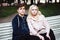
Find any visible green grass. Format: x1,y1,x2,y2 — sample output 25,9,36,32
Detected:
0,4,60,18
0,6,17,18
39,3,60,17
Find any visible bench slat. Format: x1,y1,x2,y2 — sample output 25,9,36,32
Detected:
0,15,60,40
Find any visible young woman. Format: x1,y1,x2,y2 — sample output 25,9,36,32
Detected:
27,5,56,40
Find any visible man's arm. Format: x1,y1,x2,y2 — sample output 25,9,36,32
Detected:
12,16,18,35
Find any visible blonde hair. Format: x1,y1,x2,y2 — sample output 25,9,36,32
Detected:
27,5,42,18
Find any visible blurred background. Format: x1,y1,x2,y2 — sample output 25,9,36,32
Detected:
0,0,60,22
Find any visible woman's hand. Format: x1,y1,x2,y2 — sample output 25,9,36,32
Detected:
39,35,44,40
46,34,51,40
36,34,44,40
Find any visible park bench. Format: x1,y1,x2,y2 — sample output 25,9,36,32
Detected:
0,15,60,40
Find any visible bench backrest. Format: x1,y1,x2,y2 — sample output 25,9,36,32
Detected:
0,15,60,40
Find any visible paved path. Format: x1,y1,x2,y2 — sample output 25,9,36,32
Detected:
0,10,28,23
0,13,17,23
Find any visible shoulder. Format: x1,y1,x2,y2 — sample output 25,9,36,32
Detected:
12,14,18,22
40,15,45,17
24,14,28,19
39,15,46,20
39,15,45,18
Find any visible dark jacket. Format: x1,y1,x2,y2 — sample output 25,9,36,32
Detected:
12,14,30,40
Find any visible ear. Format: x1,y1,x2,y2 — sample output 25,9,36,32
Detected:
17,9,19,12
17,9,18,12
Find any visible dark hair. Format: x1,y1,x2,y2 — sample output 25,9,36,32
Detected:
17,3,26,9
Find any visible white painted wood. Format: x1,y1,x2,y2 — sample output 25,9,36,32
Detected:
0,15,60,40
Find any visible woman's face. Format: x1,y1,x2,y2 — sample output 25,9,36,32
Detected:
30,6,38,16
17,6,25,15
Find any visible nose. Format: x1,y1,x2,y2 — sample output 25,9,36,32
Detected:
22,9,25,11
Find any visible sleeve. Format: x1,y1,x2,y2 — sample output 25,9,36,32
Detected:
42,15,50,34
27,19,37,35
12,16,18,35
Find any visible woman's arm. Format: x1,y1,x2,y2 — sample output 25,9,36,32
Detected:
27,18,44,40
27,19,38,35
12,16,18,35
42,15,51,39
43,16,50,34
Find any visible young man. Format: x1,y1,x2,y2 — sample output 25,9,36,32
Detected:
12,3,30,40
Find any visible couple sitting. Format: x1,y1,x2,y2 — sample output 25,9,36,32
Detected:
12,3,55,40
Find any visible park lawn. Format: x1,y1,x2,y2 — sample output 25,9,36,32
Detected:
39,3,60,17
0,6,17,18
0,3,60,18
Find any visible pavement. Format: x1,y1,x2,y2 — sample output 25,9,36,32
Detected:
0,13,17,23
0,10,28,23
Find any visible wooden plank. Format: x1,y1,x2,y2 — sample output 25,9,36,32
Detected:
0,22,12,27
0,27,12,31
0,15,60,40
46,15,60,20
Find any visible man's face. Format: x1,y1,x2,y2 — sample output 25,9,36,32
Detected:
17,6,25,15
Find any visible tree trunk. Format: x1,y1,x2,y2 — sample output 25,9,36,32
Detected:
38,0,40,4
18,0,20,4
0,3,2,7
55,0,57,3
45,0,48,3
31,0,33,5
48,0,49,3
59,0,60,3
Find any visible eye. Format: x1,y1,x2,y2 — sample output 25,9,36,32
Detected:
23,8,25,9
19,8,22,10
32,9,38,11
35,9,38,10
32,9,34,11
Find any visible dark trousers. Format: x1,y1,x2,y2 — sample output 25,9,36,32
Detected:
12,29,56,40
40,29,56,40
19,35,40,40
49,29,56,40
